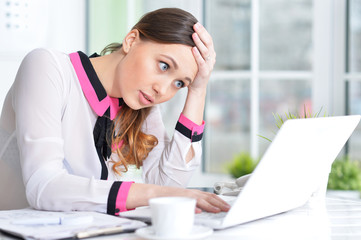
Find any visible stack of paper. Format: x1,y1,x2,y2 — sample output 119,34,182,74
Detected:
0,208,146,239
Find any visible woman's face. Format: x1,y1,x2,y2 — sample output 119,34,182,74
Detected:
113,33,198,110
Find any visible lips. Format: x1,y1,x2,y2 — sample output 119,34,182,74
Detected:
143,93,151,102
139,91,154,105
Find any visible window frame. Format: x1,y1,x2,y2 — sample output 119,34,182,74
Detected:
200,0,349,179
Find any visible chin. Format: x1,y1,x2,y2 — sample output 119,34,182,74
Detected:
122,98,142,110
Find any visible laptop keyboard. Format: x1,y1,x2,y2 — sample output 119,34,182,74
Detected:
196,210,228,219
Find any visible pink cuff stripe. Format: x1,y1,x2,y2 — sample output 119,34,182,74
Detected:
178,113,205,135
115,181,134,214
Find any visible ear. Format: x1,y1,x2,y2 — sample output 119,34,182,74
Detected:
122,29,140,53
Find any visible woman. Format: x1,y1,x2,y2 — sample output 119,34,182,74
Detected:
0,8,230,215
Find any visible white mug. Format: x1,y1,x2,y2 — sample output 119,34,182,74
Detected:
149,197,196,238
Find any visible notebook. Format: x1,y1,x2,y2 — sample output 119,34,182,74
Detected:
120,115,361,229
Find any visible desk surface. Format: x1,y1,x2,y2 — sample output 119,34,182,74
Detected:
97,193,361,240
1,192,361,240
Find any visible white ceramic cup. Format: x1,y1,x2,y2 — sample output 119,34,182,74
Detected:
149,197,196,238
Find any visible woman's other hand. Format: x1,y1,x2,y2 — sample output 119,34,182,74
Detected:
190,22,216,93
180,22,215,127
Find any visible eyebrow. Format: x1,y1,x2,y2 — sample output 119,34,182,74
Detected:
161,54,193,84
161,54,179,70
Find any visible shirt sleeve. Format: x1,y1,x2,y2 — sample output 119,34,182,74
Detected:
107,181,134,215
176,113,205,142
12,49,130,214
141,106,204,187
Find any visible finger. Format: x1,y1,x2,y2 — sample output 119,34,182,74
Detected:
195,207,202,214
196,193,231,213
192,33,209,58
193,23,215,62
205,194,231,212
192,46,206,65
192,46,215,74
197,198,222,213
192,32,216,65
200,193,231,212
193,22,213,48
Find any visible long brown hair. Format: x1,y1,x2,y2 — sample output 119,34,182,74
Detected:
103,8,198,175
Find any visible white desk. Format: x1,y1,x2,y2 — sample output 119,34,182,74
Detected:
1,193,360,240
92,194,361,240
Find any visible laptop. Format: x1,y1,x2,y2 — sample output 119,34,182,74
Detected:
120,115,361,229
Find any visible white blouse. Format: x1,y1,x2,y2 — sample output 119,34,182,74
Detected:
0,48,205,213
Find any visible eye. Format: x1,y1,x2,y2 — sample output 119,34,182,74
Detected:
174,80,185,89
159,62,169,71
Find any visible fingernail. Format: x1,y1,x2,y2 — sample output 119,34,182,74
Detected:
213,207,221,212
194,22,201,30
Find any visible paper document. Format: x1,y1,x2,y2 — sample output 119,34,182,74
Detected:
0,208,146,240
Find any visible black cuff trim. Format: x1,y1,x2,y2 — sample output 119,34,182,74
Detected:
107,181,122,215
175,122,203,142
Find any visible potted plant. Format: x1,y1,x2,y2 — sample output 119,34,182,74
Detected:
327,156,361,198
227,152,258,179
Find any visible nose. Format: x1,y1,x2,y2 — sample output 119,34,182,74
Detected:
153,81,167,96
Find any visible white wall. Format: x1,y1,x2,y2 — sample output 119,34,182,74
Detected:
0,0,86,112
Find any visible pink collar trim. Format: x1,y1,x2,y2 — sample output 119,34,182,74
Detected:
69,52,121,120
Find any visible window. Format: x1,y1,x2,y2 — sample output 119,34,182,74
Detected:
205,0,312,173
346,0,361,160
